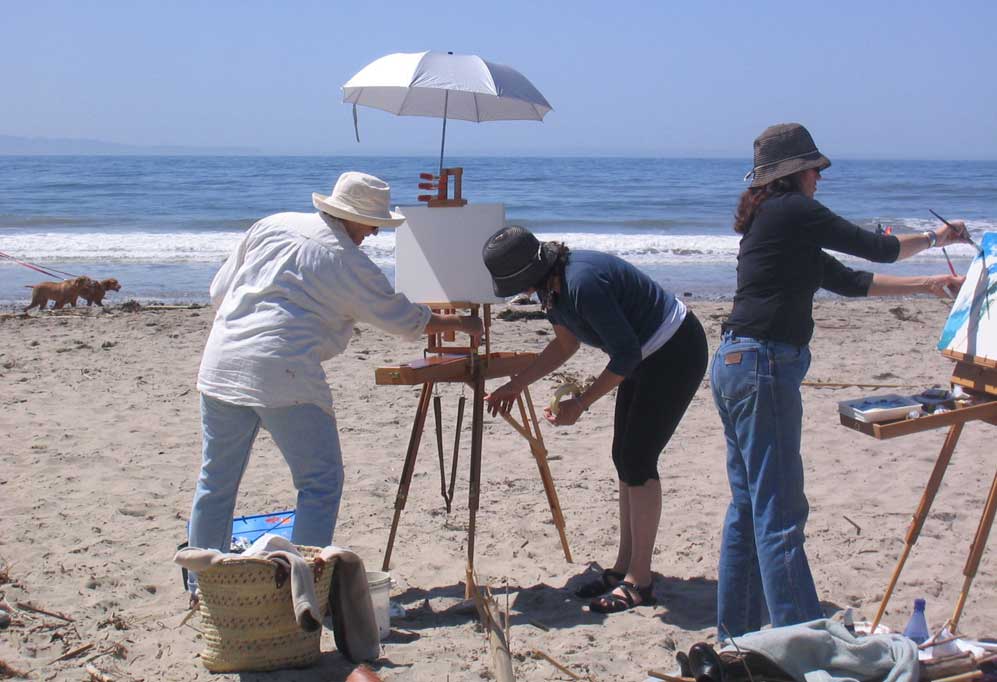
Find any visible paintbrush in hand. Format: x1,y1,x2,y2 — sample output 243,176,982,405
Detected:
929,209,982,255
930,209,989,316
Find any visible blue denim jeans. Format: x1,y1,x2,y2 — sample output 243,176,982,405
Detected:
710,332,823,637
187,395,344,590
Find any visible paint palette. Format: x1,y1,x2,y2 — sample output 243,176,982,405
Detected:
838,394,924,423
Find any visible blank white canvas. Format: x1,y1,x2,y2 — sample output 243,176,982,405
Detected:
394,204,506,304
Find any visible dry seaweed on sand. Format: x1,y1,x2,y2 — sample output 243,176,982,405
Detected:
497,308,547,321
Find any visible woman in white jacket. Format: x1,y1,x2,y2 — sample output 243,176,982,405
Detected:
187,172,480,592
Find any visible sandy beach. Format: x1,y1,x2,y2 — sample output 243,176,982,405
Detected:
1,296,994,681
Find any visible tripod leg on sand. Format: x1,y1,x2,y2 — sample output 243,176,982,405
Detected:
872,422,964,631
466,365,486,598
382,382,434,572
949,465,997,631
521,390,572,563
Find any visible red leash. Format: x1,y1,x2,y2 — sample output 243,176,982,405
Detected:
0,251,80,280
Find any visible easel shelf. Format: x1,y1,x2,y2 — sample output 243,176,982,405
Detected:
839,399,997,439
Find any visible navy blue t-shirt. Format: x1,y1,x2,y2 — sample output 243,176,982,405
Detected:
547,250,676,376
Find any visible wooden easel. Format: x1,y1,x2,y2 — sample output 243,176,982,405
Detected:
418,167,468,207
839,350,997,632
375,303,572,591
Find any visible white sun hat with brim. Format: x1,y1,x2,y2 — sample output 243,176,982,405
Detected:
312,171,406,228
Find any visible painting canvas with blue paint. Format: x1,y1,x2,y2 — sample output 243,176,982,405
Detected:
938,232,997,362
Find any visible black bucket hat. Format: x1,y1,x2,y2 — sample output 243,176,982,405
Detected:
743,123,831,188
482,225,559,297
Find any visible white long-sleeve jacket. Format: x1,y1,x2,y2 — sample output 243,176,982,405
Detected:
197,211,430,413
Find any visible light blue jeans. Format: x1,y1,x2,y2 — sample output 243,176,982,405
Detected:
187,395,344,591
711,332,823,638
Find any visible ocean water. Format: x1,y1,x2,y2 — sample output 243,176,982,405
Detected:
2,155,996,306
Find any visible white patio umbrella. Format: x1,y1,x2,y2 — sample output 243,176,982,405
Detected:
342,51,552,172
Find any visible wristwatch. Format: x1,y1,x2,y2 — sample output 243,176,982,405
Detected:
923,230,938,248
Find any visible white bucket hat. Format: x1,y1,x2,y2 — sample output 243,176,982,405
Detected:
312,172,406,227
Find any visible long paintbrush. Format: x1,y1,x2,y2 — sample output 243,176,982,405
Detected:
929,209,990,316
929,209,983,255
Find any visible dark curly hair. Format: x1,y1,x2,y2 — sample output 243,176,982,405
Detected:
533,242,570,311
733,172,805,234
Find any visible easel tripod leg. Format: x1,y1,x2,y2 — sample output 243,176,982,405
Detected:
949,465,997,631
466,367,485,597
871,422,964,631
383,382,434,572
521,390,573,563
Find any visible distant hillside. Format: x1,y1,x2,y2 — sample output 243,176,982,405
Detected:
0,135,263,155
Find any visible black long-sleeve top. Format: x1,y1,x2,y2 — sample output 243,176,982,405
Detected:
724,192,901,346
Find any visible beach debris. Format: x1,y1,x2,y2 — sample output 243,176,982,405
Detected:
118,300,142,313
85,664,114,682
0,658,29,679
529,650,593,681
497,308,546,321
889,306,922,322
146,304,203,310
648,672,694,682
48,642,94,664
469,573,514,682
921,652,996,681
842,515,862,535
97,614,130,631
14,601,74,622
801,380,919,389
85,641,129,664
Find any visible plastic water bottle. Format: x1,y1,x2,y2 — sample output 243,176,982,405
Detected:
903,598,930,644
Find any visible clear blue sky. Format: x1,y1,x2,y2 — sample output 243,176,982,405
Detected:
3,1,995,159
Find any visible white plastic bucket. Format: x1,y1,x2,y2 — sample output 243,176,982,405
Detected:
366,571,391,640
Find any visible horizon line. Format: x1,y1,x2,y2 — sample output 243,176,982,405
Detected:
4,152,997,163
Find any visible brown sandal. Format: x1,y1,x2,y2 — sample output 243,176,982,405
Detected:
589,580,656,613
575,569,626,599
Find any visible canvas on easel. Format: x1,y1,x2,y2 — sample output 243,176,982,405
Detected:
394,204,505,304
938,232,997,366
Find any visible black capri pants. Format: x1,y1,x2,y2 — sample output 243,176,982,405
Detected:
611,311,708,486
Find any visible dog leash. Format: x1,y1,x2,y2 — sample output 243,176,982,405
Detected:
0,250,80,280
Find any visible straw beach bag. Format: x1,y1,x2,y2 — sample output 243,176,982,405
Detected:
195,545,334,673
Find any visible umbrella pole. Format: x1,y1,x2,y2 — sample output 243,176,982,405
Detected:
439,90,449,177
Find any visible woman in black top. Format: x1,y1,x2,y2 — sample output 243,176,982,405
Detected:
711,123,966,638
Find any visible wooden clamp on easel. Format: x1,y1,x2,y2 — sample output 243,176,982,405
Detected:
839,349,997,632
375,302,572,594
418,167,468,207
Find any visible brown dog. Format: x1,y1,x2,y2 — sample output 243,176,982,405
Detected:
24,276,93,311
80,278,121,307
